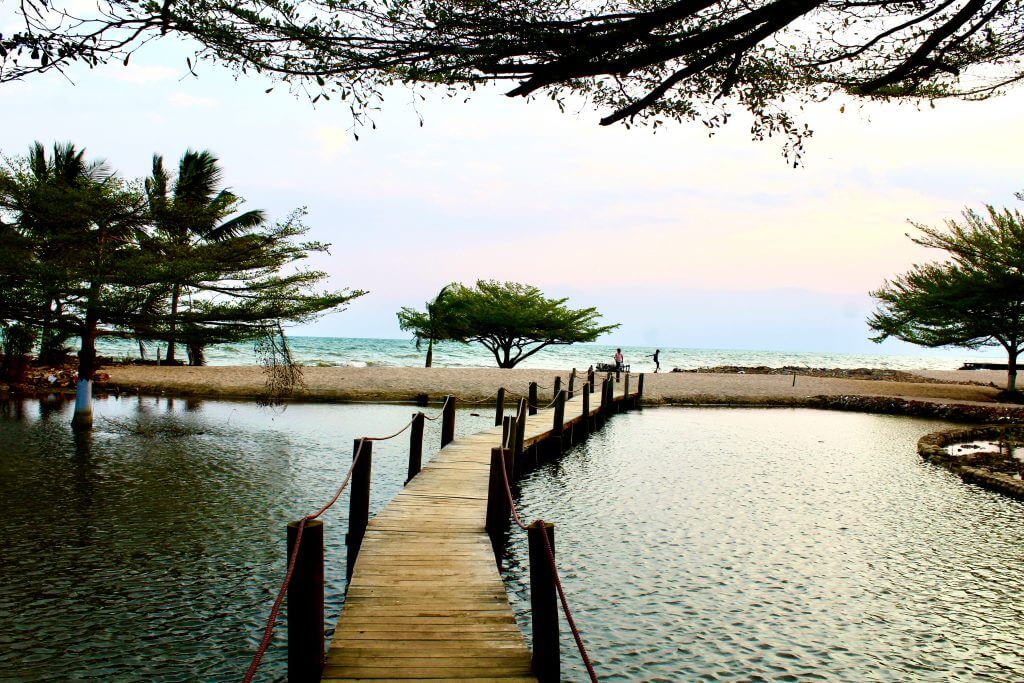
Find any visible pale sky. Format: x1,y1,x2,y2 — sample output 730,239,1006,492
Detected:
2,37,1022,357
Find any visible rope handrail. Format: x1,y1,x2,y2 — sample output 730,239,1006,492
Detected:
495,442,599,682
242,406,441,683
421,394,452,421
242,436,368,683
458,387,505,405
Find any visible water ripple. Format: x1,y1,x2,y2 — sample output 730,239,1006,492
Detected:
500,407,1024,682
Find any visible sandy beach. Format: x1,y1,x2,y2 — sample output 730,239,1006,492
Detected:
98,365,1014,407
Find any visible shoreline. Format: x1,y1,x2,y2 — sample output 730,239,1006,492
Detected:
71,365,1023,421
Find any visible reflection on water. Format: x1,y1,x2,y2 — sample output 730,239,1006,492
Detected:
0,395,493,682
501,408,1024,682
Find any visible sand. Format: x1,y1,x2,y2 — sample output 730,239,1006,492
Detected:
98,365,1015,407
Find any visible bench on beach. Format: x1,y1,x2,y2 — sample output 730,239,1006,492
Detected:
596,362,629,373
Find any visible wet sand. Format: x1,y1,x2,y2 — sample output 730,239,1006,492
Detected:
99,365,1013,407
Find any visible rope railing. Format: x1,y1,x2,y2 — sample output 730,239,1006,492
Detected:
242,403,446,683
242,437,369,683
495,441,599,683
421,394,452,420
243,372,638,682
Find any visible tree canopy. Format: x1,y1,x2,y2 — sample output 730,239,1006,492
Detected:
399,280,618,368
0,141,365,425
868,197,1024,392
2,0,1022,158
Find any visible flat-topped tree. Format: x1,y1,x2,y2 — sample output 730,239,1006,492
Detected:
4,0,1024,160
402,280,618,369
868,197,1024,393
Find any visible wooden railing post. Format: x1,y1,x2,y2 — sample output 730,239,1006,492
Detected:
550,390,565,457
528,521,558,683
441,395,456,448
486,447,510,537
528,382,538,416
623,372,630,412
637,373,645,408
495,387,505,426
514,399,527,480
553,376,561,399
587,365,595,391
346,439,372,580
568,369,576,400
287,518,324,682
502,415,513,450
600,379,610,429
581,383,591,436
406,412,424,484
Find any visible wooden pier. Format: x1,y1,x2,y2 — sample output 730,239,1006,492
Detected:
318,375,641,682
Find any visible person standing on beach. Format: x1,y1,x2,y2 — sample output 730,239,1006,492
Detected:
614,348,624,380
650,349,661,373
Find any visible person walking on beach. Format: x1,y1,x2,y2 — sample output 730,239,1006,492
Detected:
650,349,661,373
614,348,624,380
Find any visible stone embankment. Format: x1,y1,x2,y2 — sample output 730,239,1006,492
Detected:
918,424,1024,501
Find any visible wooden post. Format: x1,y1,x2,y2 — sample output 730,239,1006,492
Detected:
514,399,527,480
553,376,561,399
288,518,325,682
529,382,538,416
441,395,455,448
551,390,565,457
600,379,610,428
581,383,591,435
346,439,372,580
495,387,506,426
486,447,510,537
568,369,576,400
588,365,595,390
623,372,630,411
406,412,424,484
528,521,558,683
637,373,645,406
502,415,513,451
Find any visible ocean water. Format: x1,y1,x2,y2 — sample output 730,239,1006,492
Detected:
92,336,999,372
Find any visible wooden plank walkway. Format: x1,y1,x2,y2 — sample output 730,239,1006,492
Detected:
322,381,635,682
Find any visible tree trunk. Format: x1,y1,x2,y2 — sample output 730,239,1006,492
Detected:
1008,348,1018,393
187,343,206,366
166,284,180,363
425,338,433,368
72,312,98,431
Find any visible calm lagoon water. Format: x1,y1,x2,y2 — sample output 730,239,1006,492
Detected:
0,396,494,682
501,408,1024,682
2,399,1023,681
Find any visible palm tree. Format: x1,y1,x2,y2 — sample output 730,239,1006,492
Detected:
22,142,112,363
146,150,265,364
398,284,456,368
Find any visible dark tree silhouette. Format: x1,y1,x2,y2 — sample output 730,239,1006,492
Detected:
869,197,1024,393
3,0,1022,158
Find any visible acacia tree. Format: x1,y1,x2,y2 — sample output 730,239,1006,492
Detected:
868,198,1024,393
401,280,619,368
3,0,1023,159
